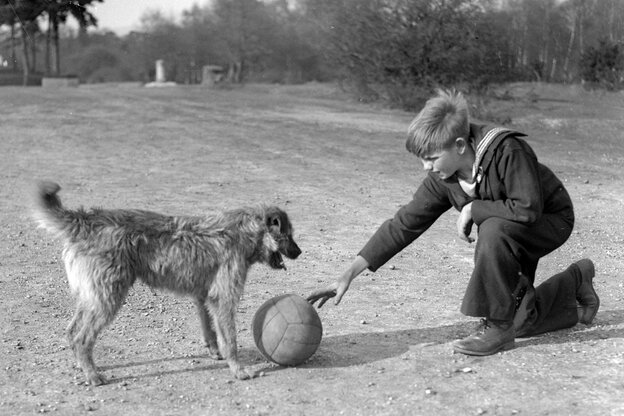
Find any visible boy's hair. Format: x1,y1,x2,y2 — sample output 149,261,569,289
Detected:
406,89,470,157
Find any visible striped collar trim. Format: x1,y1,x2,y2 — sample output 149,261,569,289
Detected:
471,127,511,181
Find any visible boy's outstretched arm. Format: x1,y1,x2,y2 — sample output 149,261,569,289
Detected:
307,255,370,308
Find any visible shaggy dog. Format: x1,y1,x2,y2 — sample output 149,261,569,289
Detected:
33,181,301,385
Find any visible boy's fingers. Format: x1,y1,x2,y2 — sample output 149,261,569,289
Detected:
458,232,474,243
310,288,338,308
306,293,319,303
334,291,344,305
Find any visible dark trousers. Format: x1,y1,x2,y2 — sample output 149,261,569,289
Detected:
460,208,577,335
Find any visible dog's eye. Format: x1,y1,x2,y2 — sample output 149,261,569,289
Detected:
271,216,281,229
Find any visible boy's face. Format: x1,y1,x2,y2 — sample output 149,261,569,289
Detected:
420,138,473,181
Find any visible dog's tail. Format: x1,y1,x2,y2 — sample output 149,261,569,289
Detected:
32,181,72,238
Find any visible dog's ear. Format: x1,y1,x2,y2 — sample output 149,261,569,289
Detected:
267,213,281,231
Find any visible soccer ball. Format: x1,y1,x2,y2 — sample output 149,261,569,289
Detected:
252,293,323,366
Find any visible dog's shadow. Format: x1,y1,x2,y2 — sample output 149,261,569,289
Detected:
100,309,624,383
99,354,230,384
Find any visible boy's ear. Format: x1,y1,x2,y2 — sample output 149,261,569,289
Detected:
455,137,469,154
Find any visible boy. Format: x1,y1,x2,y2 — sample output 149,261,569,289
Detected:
307,89,599,356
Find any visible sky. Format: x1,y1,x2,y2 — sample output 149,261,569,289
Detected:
88,0,207,34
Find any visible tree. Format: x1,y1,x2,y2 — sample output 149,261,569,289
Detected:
579,38,624,90
0,0,101,80
301,0,399,99
44,0,102,75
138,9,190,82
0,0,46,84
263,1,325,83
181,4,219,73
0,0,19,70
301,0,494,107
210,0,279,83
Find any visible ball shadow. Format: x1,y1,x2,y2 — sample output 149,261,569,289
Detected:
266,321,470,371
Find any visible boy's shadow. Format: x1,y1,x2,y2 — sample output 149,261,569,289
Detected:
273,308,624,370
516,309,624,348
99,309,624,383
305,322,465,369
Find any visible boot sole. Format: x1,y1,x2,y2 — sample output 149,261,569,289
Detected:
453,340,515,356
579,292,600,325
576,259,600,325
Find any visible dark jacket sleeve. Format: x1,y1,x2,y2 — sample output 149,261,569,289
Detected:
472,138,544,225
358,174,453,271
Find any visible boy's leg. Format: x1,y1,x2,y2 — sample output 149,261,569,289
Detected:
454,214,573,355
515,258,599,337
460,216,573,320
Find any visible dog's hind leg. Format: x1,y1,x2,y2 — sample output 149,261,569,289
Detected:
207,297,255,380
66,307,84,352
71,305,111,386
193,295,221,359
70,283,131,386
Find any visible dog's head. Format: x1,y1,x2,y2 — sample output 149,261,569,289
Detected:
263,206,301,270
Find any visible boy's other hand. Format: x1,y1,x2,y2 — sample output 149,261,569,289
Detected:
457,202,475,243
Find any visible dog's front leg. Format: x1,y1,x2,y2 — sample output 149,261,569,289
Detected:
207,298,256,380
193,296,221,359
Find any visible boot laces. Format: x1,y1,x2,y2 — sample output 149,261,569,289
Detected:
475,318,491,334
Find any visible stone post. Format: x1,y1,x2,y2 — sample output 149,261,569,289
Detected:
155,59,166,83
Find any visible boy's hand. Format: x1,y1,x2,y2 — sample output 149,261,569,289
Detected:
457,202,474,243
307,255,367,308
307,274,352,308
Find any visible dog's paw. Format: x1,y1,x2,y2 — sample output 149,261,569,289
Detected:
234,368,256,380
208,349,223,361
86,372,106,386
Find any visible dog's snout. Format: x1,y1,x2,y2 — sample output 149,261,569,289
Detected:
286,241,302,259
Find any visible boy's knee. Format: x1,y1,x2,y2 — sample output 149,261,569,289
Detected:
478,217,509,238
476,218,518,251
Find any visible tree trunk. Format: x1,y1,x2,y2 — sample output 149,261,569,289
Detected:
18,41,30,86
227,61,242,83
562,11,577,82
46,14,52,75
608,0,615,41
549,57,557,81
30,29,37,73
54,18,61,75
20,26,31,73
11,23,18,71
577,1,586,55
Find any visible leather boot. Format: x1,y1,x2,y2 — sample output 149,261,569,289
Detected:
453,319,515,356
575,259,599,325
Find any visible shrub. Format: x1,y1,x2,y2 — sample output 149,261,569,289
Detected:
579,39,624,91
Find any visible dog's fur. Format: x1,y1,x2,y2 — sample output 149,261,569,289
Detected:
33,181,301,385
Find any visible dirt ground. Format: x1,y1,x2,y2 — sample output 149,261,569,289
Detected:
1,82,623,416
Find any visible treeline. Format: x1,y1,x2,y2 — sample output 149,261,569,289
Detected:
59,0,326,85
0,0,101,78
2,0,624,106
